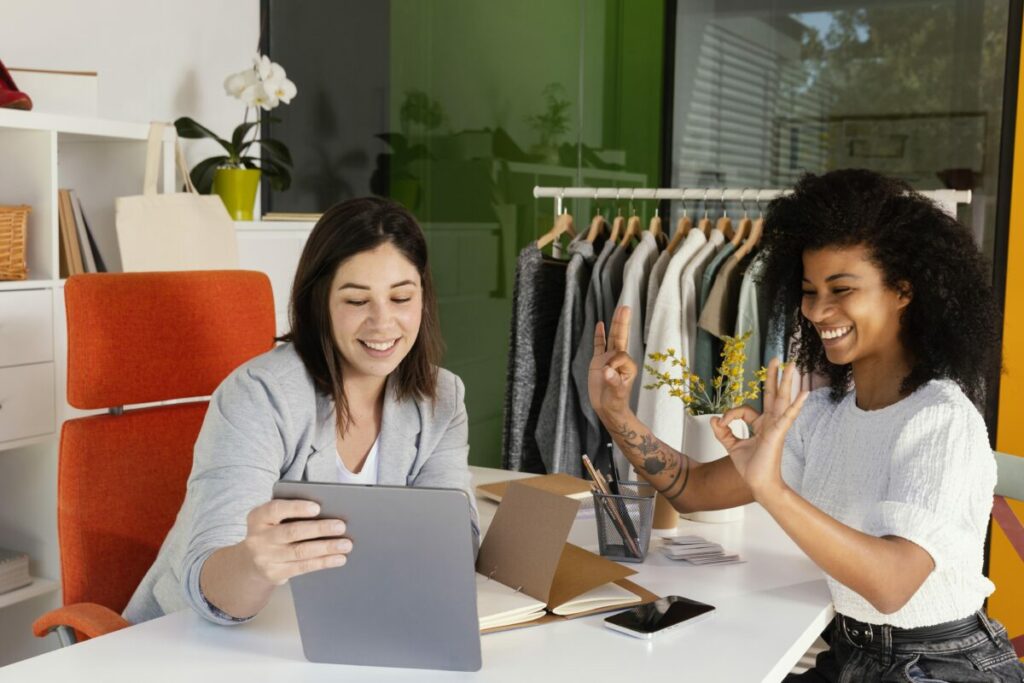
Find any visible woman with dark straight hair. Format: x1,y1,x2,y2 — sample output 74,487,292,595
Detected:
124,197,478,625
590,170,1024,681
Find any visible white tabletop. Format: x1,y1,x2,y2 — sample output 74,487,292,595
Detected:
0,467,834,682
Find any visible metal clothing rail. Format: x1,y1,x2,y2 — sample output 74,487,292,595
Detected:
533,186,973,219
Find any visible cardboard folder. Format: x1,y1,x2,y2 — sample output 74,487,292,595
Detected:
476,472,593,504
475,482,658,633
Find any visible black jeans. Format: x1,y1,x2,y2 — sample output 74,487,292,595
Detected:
784,611,1024,682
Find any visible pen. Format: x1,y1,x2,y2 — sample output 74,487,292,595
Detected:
582,454,642,558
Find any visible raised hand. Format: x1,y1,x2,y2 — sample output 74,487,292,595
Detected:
588,306,636,420
709,357,808,498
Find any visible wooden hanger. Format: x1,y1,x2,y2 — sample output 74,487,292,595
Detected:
733,191,764,261
537,210,575,251
586,212,607,243
648,209,666,249
619,214,641,247
730,189,752,247
714,190,734,241
648,211,663,239
667,213,692,254
609,213,624,244
695,189,713,236
697,214,713,237
716,215,734,241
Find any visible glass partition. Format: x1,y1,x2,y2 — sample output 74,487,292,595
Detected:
669,1,1010,261
265,0,667,467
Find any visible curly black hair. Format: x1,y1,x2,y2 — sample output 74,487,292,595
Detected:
758,169,1000,406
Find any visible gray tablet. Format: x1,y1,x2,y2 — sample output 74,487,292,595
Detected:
272,481,481,672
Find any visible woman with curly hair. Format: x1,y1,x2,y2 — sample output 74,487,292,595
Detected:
589,169,1023,681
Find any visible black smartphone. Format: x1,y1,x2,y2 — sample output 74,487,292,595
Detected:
604,595,715,639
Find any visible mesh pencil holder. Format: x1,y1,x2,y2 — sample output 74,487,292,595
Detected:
0,205,29,281
592,481,655,563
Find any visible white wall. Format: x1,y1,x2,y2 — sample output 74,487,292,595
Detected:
0,0,259,169
0,0,258,666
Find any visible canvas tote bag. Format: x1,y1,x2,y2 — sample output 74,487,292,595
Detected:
115,122,239,271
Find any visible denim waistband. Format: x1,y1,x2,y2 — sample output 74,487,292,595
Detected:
835,611,1001,652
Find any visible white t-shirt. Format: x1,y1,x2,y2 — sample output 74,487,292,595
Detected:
334,435,381,485
781,379,996,628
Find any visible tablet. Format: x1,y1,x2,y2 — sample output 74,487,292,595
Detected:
272,480,481,672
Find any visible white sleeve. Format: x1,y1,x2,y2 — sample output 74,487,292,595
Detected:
861,401,995,571
780,388,831,495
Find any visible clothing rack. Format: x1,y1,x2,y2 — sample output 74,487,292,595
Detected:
533,186,973,220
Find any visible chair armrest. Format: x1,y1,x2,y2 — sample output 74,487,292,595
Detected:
33,602,130,643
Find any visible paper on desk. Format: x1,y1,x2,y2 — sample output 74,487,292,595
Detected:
476,573,547,630
680,554,745,566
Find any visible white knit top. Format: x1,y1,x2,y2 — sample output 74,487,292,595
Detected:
781,379,996,628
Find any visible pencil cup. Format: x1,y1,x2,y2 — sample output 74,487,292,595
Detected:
592,482,655,563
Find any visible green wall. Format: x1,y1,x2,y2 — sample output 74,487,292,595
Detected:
386,0,666,468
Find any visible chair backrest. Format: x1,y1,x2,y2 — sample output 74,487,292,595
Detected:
995,451,1024,502
58,271,275,612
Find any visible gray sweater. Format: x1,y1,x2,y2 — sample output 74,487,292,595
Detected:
122,343,479,625
535,238,596,476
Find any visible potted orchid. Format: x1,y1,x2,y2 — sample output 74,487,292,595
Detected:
644,333,774,523
174,55,297,220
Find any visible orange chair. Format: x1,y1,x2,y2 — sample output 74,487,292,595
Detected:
32,271,276,645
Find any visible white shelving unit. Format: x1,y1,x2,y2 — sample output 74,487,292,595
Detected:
0,110,174,662
0,578,59,611
235,219,316,336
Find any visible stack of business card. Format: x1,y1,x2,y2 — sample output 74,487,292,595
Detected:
659,535,744,566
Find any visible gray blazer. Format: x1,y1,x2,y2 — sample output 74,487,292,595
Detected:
122,343,480,625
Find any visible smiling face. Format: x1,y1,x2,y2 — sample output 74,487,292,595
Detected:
328,242,423,382
800,244,911,368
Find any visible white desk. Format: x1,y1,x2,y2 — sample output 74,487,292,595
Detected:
0,467,834,682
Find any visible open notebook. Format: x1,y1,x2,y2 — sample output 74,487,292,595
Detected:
477,571,642,630
476,472,592,504
474,482,655,633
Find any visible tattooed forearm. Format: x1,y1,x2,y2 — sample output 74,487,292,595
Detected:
611,422,680,477
664,457,691,502
604,418,695,508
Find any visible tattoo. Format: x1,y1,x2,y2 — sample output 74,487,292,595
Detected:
665,456,692,503
654,459,684,495
611,422,680,480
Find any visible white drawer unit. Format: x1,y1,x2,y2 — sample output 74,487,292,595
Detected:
0,362,56,444
0,289,54,368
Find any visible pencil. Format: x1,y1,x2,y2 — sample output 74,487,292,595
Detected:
582,455,642,558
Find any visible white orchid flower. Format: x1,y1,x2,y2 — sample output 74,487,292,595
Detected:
223,69,257,99
264,62,287,87
241,82,280,111
252,54,273,81
268,77,297,104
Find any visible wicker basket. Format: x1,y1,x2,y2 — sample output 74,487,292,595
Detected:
0,204,30,281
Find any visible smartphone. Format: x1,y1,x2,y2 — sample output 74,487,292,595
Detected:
604,595,715,639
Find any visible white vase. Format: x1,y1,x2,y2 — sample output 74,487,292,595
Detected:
680,412,748,523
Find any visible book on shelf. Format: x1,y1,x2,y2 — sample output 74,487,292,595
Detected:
57,188,84,276
57,189,106,275
261,212,323,222
70,189,96,273
474,482,656,632
0,548,32,595
476,472,593,504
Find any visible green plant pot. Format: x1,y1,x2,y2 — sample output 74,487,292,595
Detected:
213,168,261,220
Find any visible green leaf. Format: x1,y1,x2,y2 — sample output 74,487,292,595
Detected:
174,117,233,155
231,121,260,154
257,138,293,167
189,156,229,194
251,157,291,191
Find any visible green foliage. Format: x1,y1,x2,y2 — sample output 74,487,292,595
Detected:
174,116,293,194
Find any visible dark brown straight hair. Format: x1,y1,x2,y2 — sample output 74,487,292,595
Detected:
278,197,444,429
